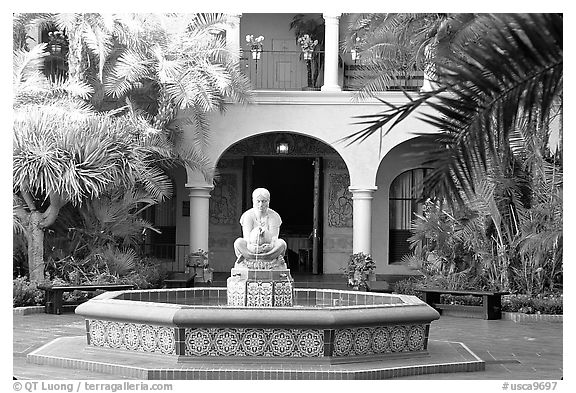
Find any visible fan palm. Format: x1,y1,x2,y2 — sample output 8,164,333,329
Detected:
103,13,253,179
344,13,562,205
343,13,495,98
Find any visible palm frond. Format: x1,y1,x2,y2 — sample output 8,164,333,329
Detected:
346,13,562,202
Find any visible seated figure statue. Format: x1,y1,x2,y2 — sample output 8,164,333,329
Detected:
233,188,287,269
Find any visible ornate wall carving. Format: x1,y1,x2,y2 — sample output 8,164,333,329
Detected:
328,173,353,227
209,173,239,225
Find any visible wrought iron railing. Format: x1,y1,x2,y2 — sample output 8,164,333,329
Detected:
240,50,424,91
342,65,424,92
138,243,189,272
240,50,319,90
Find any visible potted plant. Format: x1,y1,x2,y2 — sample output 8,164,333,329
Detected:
289,14,324,89
342,252,376,290
185,249,213,283
47,30,68,55
246,34,264,60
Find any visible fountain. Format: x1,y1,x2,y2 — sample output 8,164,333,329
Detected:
27,189,484,379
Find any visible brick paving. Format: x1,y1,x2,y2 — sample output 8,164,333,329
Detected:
13,310,562,380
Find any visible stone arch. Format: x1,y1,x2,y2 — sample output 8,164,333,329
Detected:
208,130,354,275
371,135,438,271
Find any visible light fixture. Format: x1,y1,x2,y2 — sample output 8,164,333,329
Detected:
276,141,289,154
351,49,360,62
274,134,292,155
351,36,361,63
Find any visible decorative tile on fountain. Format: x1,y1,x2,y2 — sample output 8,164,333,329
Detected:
332,325,428,356
87,320,176,355
227,268,295,307
184,328,324,357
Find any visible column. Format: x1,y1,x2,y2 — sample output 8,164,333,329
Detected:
321,13,342,92
349,186,377,254
225,14,242,55
186,183,214,253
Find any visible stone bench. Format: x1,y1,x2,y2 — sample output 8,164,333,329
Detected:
164,272,196,288
366,281,393,293
417,287,509,320
37,284,134,315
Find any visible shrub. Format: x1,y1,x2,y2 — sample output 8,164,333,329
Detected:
393,276,425,297
502,292,563,315
13,276,44,307
120,257,168,289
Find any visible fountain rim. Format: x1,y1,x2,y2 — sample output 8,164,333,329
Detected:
75,287,440,328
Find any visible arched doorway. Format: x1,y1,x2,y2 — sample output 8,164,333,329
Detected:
209,132,351,275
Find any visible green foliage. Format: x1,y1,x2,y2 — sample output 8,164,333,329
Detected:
391,276,425,297
392,277,562,315
121,257,169,289
13,277,44,307
185,249,210,269
341,252,376,290
13,13,253,282
45,250,168,290
502,292,563,315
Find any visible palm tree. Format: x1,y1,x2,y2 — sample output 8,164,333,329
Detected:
343,13,504,97
13,43,174,282
345,13,562,292
14,13,254,281
103,13,253,179
344,13,562,203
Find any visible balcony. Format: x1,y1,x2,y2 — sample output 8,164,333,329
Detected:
240,50,424,92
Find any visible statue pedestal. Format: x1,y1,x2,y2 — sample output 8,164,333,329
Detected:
227,268,294,307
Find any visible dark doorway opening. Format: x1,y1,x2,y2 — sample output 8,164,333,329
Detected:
249,157,315,273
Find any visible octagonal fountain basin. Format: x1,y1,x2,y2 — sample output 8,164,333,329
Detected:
75,287,440,364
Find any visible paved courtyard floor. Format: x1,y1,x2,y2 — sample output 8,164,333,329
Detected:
13,311,563,381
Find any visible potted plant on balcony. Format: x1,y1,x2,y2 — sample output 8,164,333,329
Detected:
342,252,376,290
246,34,264,60
185,249,213,283
289,14,324,89
47,30,68,55
297,34,319,88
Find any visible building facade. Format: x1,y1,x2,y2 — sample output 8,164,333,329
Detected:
149,13,439,275
33,13,440,276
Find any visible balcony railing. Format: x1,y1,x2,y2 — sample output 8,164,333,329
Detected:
240,50,424,92
343,65,424,92
240,50,317,91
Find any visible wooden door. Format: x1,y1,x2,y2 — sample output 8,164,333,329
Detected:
271,39,299,90
312,157,323,274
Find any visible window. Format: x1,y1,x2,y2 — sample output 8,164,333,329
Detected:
389,168,429,263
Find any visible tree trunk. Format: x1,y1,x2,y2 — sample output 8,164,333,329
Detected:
66,16,85,85
27,211,45,283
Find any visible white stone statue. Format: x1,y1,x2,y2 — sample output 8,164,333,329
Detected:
233,188,287,269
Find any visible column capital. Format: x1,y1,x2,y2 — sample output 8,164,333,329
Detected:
226,13,242,22
348,186,378,199
322,13,342,21
186,183,214,198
